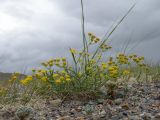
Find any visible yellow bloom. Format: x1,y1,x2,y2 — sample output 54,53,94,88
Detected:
61,70,67,75
34,73,42,79
62,61,67,66
20,76,32,86
123,70,130,75
41,76,48,82
56,58,61,62
20,79,28,85
101,62,107,69
26,76,33,81
12,76,17,81
88,32,93,36
53,74,59,78
62,58,66,62
70,48,77,54
66,78,71,82
78,72,82,77
55,79,61,85
65,74,70,79
107,61,113,65
60,76,65,80
49,62,53,67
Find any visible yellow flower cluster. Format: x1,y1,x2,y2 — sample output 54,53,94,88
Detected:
100,44,112,51
108,65,119,78
20,76,33,85
129,54,146,67
52,72,71,85
88,32,100,43
117,53,129,64
101,62,107,69
123,70,130,75
9,72,20,83
41,57,67,67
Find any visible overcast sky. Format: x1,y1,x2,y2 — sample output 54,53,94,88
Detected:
0,0,160,73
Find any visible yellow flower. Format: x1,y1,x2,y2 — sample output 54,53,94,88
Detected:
12,76,17,81
20,76,32,86
97,54,102,59
65,74,70,79
34,73,42,79
101,62,107,69
70,48,77,54
56,58,61,62
78,72,82,77
90,59,96,65
88,32,93,36
62,61,67,66
61,70,67,75
41,76,48,82
94,38,100,43
60,76,65,80
123,70,130,75
107,61,113,65
66,78,71,82
20,79,28,85
55,79,61,85
62,58,66,62
53,74,59,78
49,62,53,67
26,76,33,81
41,70,47,74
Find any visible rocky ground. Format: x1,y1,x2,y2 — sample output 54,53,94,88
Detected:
0,81,160,120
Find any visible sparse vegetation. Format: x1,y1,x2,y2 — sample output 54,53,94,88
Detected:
0,1,159,120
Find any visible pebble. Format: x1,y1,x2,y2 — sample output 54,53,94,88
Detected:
114,98,123,105
50,99,62,107
121,104,129,110
154,113,160,120
99,110,106,118
140,112,153,120
57,115,72,120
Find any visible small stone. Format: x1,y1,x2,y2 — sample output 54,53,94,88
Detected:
70,108,76,115
121,104,129,110
50,99,62,107
116,90,125,98
154,113,160,120
57,115,72,120
114,98,123,105
99,85,108,95
97,99,104,104
100,110,106,118
129,115,140,120
76,106,82,112
92,113,101,120
122,111,128,116
140,112,152,120
75,117,85,120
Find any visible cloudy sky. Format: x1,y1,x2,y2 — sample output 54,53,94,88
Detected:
0,0,160,73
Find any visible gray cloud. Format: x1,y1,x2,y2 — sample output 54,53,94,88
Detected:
0,0,160,73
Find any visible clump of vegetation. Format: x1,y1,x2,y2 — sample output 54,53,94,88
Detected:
0,1,159,105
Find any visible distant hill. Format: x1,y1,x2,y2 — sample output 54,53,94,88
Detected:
0,72,26,81
0,72,12,81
